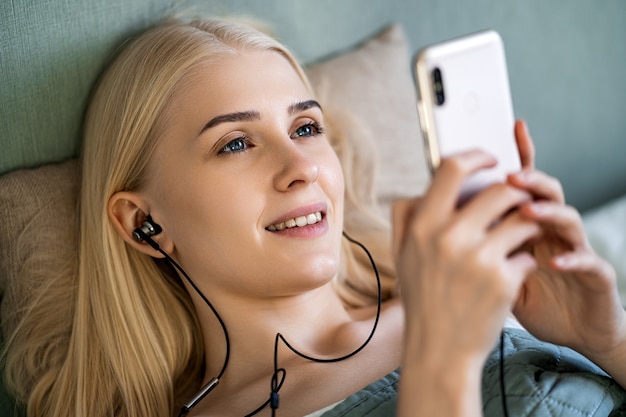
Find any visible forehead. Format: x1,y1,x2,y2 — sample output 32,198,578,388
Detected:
172,49,311,112
150,48,315,171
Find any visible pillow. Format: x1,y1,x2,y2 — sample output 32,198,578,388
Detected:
306,24,429,213
0,23,428,334
582,194,626,305
0,159,79,337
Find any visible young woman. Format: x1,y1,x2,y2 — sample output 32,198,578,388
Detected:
5,18,626,417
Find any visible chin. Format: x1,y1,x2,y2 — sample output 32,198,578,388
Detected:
294,256,341,289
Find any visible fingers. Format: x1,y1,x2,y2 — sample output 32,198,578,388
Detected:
520,201,588,250
551,251,616,282
504,250,538,295
515,120,535,169
391,197,420,260
508,168,565,204
421,150,497,224
516,187,617,292
393,150,539,260
488,209,543,258
459,183,533,232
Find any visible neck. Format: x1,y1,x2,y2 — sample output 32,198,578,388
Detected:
181,271,402,417
192,282,355,386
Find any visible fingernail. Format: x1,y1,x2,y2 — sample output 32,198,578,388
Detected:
512,170,530,184
530,203,547,215
554,256,571,268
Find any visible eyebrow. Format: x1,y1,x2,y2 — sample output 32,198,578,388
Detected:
199,110,261,134
198,100,323,135
287,99,323,116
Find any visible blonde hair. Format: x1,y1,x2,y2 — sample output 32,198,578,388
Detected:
4,18,395,417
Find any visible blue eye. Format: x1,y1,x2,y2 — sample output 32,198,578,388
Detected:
219,137,248,154
291,122,324,139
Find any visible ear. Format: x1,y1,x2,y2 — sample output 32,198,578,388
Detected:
108,191,174,258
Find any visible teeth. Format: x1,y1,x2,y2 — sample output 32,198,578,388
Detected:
267,211,323,231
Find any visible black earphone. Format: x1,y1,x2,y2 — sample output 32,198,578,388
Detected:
132,215,162,245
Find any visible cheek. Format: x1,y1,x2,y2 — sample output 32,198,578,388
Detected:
147,164,258,253
176,180,262,236
323,148,346,203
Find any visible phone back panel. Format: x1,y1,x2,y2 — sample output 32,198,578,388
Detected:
415,31,521,200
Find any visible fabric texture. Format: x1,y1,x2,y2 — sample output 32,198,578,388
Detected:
0,159,79,338
0,159,79,416
482,329,626,417
0,0,174,175
320,369,399,416
319,329,626,417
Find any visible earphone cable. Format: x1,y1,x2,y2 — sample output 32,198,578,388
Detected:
141,228,380,417
244,231,382,416
160,251,231,380
499,330,509,417
276,232,382,362
151,247,231,417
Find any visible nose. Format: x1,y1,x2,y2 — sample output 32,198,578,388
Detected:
272,142,320,191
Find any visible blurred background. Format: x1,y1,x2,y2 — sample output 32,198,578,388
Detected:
2,0,625,211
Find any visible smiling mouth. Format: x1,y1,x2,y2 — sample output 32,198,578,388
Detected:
266,212,323,231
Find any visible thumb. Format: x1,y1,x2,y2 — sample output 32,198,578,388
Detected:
391,197,422,261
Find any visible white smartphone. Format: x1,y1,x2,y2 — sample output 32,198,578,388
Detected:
414,30,521,203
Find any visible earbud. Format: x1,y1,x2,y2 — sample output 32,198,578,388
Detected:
132,215,162,243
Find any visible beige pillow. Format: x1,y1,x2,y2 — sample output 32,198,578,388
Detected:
0,23,430,332
0,159,79,336
306,23,429,212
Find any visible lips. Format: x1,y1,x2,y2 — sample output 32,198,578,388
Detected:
266,211,323,232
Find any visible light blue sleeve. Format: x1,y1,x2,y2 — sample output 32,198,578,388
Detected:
483,328,626,417
322,328,626,417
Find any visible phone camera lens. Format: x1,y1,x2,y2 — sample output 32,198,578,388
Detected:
432,67,445,105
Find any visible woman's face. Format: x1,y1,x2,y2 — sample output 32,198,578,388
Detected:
143,49,345,299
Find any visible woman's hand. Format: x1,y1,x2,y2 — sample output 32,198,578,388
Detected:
392,149,541,363
393,148,543,417
508,122,626,380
